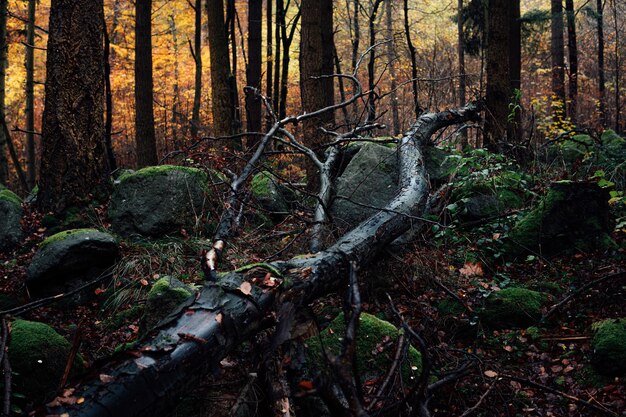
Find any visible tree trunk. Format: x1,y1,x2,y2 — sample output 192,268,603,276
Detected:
226,0,241,135
25,0,36,188
508,0,521,143
366,0,383,123
385,0,400,136
611,0,620,133
457,0,467,149
551,0,566,114
103,12,117,172
49,103,481,417
170,15,181,147
484,0,510,151
299,0,335,191
191,0,202,138
278,3,300,120
246,0,262,143
265,0,273,129
135,0,158,167
404,0,421,119
37,0,109,214
565,0,578,123
597,0,606,128
273,0,282,114
207,0,236,137
0,0,8,185
350,0,360,126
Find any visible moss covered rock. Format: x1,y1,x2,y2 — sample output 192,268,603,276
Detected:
306,312,421,382
8,320,84,402
504,182,612,258
480,288,548,328
591,318,626,376
27,229,119,297
140,276,194,334
109,165,211,237
0,188,22,252
251,171,289,218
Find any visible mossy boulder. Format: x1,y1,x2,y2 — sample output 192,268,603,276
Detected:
331,143,399,229
250,171,289,218
140,276,194,334
27,229,119,297
108,165,211,238
591,318,626,376
480,288,548,328
306,312,421,382
504,182,612,258
0,188,22,252
8,320,84,402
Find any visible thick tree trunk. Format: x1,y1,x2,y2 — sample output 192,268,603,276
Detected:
551,0,566,112
0,0,8,185
565,0,578,123
191,0,202,137
597,0,606,127
103,12,117,172
246,0,262,141
49,103,481,417
299,0,335,191
207,0,236,137
37,0,109,214
135,0,158,167
25,0,36,188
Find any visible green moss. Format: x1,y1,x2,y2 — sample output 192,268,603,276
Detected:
481,288,548,328
251,171,273,197
148,277,193,300
118,165,208,185
8,320,84,401
102,305,145,330
234,262,283,277
39,228,101,249
591,318,626,376
306,313,421,381
0,188,21,206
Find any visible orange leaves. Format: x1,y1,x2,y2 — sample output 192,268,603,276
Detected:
459,262,484,277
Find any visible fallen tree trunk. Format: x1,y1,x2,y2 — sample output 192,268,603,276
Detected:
51,103,480,417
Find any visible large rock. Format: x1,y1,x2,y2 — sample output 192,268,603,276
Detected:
480,288,548,328
250,171,289,218
108,165,210,237
331,143,399,229
591,318,626,376
27,229,118,296
0,188,23,252
8,320,84,402
504,181,613,258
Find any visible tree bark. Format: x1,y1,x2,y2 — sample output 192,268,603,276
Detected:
49,103,481,417
135,0,158,167
37,0,109,214
508,0,521,143
299,0,335,191
191,0,202,138
366,0,383,123
457,0,467,149
0,0,8,185
266,0,273,128
207,0,236,137
385,0,400,136
278,3,300,120
551,0,566,113
403,0,421,119
170,14,181,148
565,0,578,123
484,0,511,151
611,0,620,133
246,0,262,143
597,0,606,127
103,12,117,172
25,0,36,188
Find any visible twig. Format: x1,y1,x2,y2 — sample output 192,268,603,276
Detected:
367,334,406,411
459,381,496,417
58,318,86,391
1,118,28,191
432,278,474,314
543,270,626,320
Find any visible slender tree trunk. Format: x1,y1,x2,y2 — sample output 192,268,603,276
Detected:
597,0,606,127
103,12,117,172
611,0,620,133
135,0,158,167
484,0,510,151
25,0,36,188
170,15,180,147
0,0,8,185
191,0,202,137
207,0,235,137
333,44,350,124
508,0,521,143
266,0,273,127
404,0,421,118
226,0,241,135
273,0,282,113
457,0,467,148
385,0,400,135
38,0,109,213
350,0,360,125
246,0,262,148
565,0,578,123
278,5,300,120
366,0,382,123
551,0,566,115
300,0,334,191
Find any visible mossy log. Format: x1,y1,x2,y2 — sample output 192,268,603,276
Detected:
50,104,481,417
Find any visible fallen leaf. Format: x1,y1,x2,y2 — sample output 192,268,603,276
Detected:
240,281,252,295
77,397,85,404
298,380,314,390
215,312,223,323
99,374,115,383
460,262,484,277
484,370,498,378
140,279,149,286
503,345,513,352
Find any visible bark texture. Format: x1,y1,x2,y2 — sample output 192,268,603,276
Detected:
191,0,202,137
551,0,566,107
49,103,481,417
25,0,36,188
37,0,109,214
565,0,578,122
246,0,262,141
0,0,8,185
135,0,158,167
